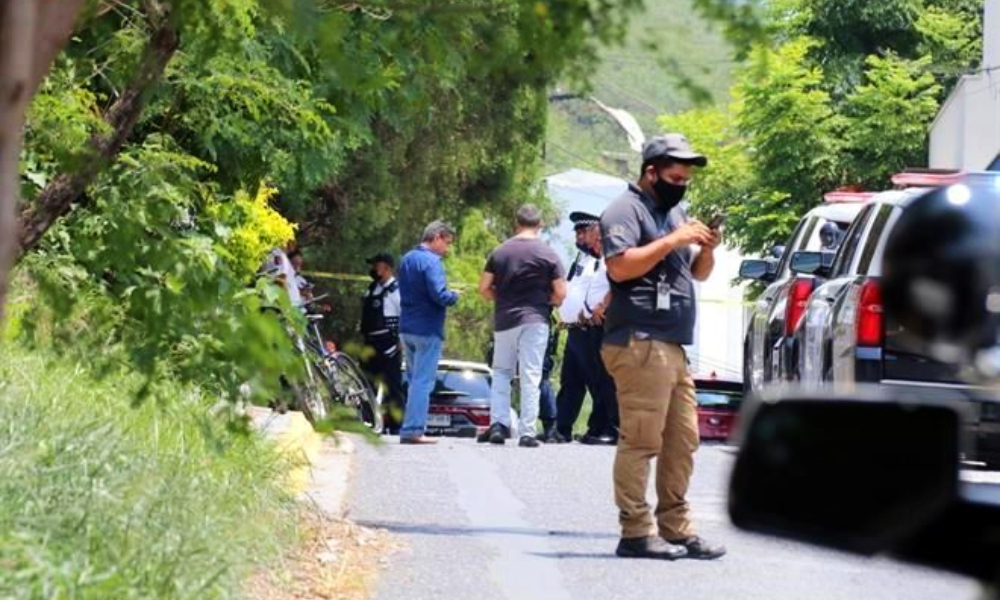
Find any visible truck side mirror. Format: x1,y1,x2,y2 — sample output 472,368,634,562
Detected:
739,259,778,283
730,389,963,555
789,251,836,278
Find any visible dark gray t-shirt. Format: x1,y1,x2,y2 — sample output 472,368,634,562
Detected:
484,237,565,332
600,184,697,346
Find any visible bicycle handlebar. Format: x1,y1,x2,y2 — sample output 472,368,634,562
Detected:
301,293,329,307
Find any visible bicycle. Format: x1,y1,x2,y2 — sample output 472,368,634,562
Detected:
300,298,383,434
280,311,334,426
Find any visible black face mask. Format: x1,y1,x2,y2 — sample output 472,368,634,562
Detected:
369,269,380,281
652,177,687,210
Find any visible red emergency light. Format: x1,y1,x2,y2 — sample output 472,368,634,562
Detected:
891,170,965,188
823,191,875,204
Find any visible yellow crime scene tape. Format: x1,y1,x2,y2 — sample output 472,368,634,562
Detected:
304,270,754,307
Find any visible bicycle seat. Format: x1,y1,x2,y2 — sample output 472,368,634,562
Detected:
306,314,325,322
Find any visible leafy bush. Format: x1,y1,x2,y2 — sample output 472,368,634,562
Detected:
208,183,297,281
22,137,300,403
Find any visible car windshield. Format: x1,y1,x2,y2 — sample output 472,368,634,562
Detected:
433,368,492,398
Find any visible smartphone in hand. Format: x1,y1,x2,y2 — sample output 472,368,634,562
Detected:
708,213,727,230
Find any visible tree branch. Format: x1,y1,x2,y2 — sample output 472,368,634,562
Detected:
17,0,179,254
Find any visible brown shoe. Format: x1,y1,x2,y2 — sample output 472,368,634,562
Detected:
400,435,437,445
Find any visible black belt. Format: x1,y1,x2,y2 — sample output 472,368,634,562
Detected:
560,323,592,331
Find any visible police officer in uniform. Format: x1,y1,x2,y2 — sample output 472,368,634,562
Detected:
554,211,619,445
361,252,404,433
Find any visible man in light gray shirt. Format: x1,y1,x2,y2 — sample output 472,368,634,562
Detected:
478,205,567,447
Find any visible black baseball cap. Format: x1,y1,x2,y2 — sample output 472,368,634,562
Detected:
569,211,600,230
366,251,395,267
642,133,707,167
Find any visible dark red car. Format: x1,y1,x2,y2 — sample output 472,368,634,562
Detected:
694,374,744,442
424,360,494,438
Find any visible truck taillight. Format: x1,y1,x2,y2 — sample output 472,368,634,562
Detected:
784,278,814,336
856,280,883,347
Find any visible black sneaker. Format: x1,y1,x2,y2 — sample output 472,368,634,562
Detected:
488,423,509,445
579,432,617,446
665,536,727,560
616,536,687,560
518,435,540,448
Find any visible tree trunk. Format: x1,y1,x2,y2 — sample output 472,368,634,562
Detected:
0,0,88,326
0,1,39,327
18,0,179,254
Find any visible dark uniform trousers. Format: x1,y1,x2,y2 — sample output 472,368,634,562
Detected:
363,334,404,431
538,326,559,428
556,326,619,439
361,279,403,431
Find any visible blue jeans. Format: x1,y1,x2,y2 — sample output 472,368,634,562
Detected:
400,333,443,439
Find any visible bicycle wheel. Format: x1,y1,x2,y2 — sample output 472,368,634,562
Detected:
294,358,330,425
331,353,383,434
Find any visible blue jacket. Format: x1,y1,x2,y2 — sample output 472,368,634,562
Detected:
398,245,459,339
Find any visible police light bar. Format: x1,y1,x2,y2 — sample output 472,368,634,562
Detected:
823,191,874,204
891,170,965,188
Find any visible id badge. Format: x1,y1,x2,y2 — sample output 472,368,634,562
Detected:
656,282,671,312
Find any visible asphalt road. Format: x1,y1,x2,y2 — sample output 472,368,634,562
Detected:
346,438,982,600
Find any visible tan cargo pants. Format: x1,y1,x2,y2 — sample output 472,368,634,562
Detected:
601,338,699,539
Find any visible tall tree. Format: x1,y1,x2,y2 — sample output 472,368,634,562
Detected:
0,0,88,326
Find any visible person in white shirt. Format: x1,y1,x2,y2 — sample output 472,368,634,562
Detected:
360,252,403,432
554,212,619,445
262,242,303,308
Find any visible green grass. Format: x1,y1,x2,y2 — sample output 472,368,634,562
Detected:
0,347,298,600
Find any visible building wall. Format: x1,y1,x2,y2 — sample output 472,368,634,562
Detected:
691,246,747,380
987,0,1000,68
929,0,1000,170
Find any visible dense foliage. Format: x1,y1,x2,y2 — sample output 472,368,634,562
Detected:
15,0,646,395
660,0,983,255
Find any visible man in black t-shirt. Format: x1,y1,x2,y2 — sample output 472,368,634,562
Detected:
600,134,726,561
478,205,567,447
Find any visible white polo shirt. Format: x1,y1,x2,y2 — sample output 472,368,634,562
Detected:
558,254,610,324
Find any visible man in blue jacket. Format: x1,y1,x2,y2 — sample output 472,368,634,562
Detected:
397,220,461,444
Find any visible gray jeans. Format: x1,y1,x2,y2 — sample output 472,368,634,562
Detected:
489,322,549,437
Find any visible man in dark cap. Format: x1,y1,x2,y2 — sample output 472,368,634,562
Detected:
600,133,725,560
361,251,404,433
553,211,619,445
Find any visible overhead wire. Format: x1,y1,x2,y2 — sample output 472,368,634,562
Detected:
545,140,626,180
